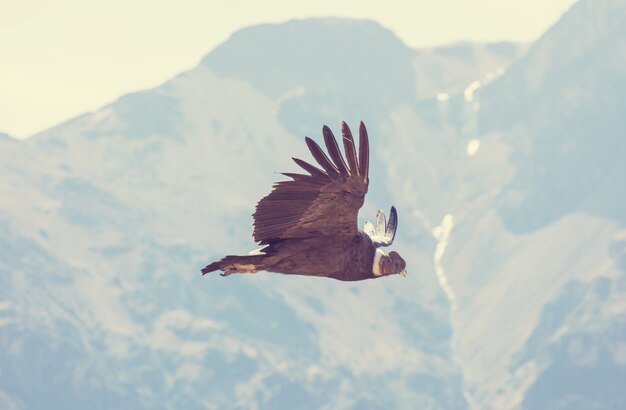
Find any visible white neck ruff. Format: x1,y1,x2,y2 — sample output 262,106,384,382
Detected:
372,249,385,276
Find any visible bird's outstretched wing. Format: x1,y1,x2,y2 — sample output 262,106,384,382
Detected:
253,122,369,245
364,206,398,247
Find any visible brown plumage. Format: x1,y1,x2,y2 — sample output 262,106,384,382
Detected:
202,122,407,281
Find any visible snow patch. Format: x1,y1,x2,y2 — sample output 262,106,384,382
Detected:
464,81,481,102
466,139,481,156
433,214,458,312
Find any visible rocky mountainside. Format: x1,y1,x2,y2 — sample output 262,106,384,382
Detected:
1,2,625,409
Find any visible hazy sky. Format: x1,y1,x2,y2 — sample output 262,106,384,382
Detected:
1,0,576,138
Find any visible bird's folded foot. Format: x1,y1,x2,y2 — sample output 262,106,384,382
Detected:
220,263,259,277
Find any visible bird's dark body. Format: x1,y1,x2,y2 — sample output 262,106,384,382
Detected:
224,231,377,281
201,122,407,280
267,231,376,281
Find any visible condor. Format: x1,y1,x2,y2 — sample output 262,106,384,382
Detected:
202,122,407,281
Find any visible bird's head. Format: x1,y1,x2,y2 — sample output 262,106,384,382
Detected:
374,250,407,277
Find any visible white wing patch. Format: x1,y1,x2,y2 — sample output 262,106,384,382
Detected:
364,207,398,247
247,247,267,255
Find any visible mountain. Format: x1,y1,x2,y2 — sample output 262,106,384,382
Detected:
2,3,626,409
481,0,626,233
450,0,626,407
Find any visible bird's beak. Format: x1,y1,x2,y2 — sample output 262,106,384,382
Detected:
399,269,407,277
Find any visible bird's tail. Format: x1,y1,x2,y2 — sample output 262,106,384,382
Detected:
201,254,266,276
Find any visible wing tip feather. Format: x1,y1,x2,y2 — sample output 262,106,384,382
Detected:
358,121,369,179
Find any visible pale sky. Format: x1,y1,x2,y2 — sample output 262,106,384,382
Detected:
1,0,576,139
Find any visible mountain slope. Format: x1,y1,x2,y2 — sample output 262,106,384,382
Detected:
441,0,626,407
480,0,626,233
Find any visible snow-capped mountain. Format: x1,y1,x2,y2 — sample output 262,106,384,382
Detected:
1,2,625,409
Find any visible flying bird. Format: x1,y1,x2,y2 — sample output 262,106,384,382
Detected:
202,122,407,281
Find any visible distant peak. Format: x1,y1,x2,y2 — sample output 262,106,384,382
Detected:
212,17,395,41
201,17,407,69
199,17,415,101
